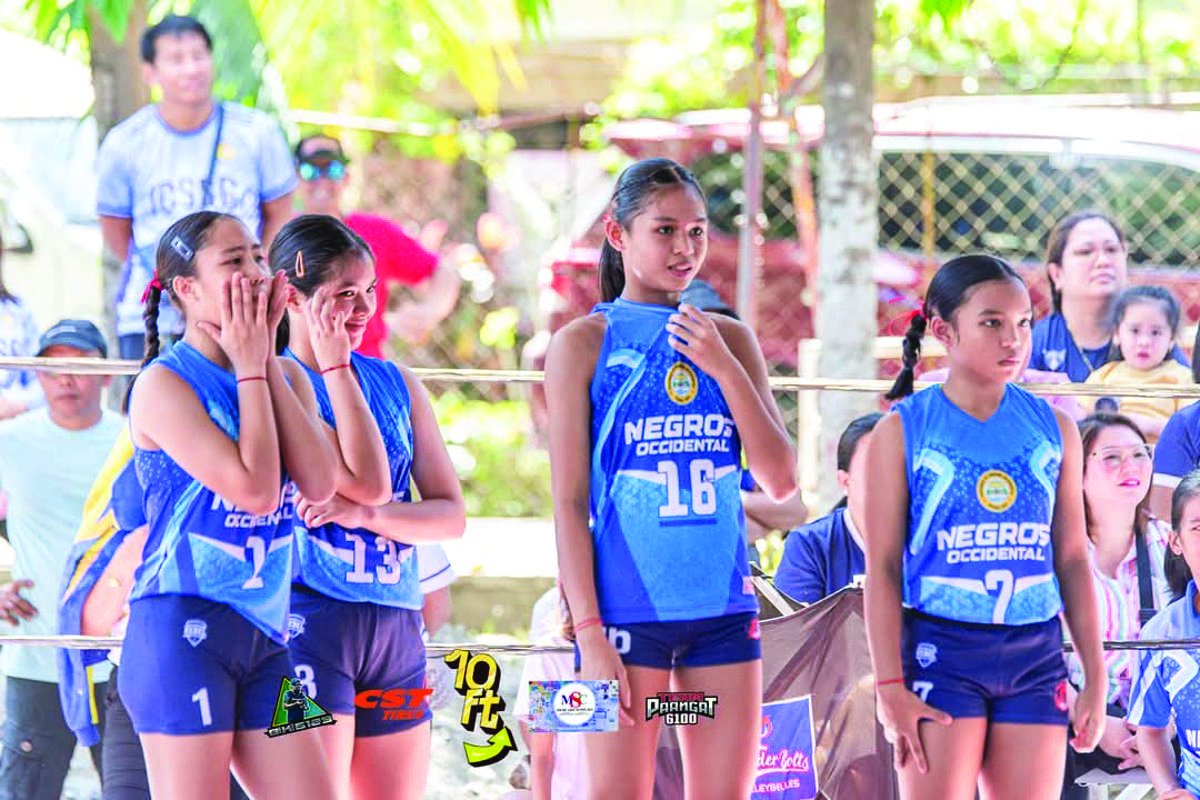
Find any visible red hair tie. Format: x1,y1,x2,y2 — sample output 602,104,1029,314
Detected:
141,275,164,303
888,307,925,335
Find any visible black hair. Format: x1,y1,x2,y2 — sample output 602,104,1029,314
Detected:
1166,470,1200,599
885,254,1026,401
0,228,13,302
1044,211,1126,315
141,15,213,64
831,412,884,511
599,158,705,303
143,211,238,367
1107,285,1181,365
268,214,374,353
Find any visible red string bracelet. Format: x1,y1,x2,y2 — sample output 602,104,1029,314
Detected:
236,376,267,385
574,617,603,634
321,363,351,375
875,677,905,688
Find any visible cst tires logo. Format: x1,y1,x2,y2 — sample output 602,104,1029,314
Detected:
976,470,1017,513
553,683,597,725
665,362,698,405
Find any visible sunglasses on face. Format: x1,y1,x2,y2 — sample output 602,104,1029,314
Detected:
298,161,346,182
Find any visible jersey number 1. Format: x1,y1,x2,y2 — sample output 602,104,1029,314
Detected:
657,459,716,518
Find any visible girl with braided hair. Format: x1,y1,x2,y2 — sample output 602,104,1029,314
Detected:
119,211,341,799
865,254,1107,799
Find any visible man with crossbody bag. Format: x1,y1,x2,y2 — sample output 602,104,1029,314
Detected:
96,15,296,361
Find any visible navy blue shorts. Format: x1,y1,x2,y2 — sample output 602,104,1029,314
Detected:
119,595,293,735
574,612,761,671
287,588,430,737
901,609,1068,726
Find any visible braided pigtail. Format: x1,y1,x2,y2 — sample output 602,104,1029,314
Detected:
885,311,927,401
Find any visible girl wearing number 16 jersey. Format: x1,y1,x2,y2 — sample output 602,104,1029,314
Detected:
864,255,1107,800
546,158,798,800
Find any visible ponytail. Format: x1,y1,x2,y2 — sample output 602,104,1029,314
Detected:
885,311,926,401
598,158,704,304
599,242,625,303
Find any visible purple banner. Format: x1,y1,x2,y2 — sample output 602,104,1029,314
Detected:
752,695,819,799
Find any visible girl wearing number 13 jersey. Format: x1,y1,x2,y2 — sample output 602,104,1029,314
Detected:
546,158,797,800
272,215,466,800
864,254,1107,800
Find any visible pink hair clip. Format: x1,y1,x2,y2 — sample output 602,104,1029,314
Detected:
294,250,306,278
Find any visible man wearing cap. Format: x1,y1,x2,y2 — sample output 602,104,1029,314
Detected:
293,134,460,355
96,15,297,361
0,320,122,799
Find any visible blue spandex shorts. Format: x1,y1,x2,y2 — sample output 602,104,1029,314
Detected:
902,609,1068,726
574,611,761,671
287,587,430,736
119,595,293,735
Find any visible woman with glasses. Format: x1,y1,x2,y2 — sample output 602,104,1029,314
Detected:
1061,412,1173,799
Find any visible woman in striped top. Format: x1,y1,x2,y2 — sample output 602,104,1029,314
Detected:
1062,412,1172,797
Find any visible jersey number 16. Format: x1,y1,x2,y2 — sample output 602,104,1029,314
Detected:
658,459,716,518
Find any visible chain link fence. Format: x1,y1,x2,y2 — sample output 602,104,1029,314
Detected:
350,128,1200,518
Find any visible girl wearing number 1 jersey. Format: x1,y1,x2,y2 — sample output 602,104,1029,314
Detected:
864,255,1107,800
122,212,339,799
273,215,466,800
546,158,797,800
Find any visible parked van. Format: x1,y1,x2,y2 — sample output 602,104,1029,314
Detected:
541,99,1200,369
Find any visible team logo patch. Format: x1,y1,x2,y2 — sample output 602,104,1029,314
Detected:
915,642,938,668
182,619,207,647
976,470,1017,513
665,362,698,405
287,614,306,640
748,618,761,640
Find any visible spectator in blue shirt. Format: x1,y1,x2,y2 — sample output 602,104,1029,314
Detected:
1030,211,1186,382
1150,400,1200,522
774,412,882,604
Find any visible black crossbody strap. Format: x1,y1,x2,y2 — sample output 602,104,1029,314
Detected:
1135,528,1156,625
200,102,225,209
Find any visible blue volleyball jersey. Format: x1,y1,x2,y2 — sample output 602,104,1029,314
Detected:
897,384,1064,625
1127,581,1200,795
288,351,421,609
131,342,296,644
589,297,757,625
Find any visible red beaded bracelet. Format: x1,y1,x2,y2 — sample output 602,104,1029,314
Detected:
574,617,603,634
321,363,351,375
236,375,267,384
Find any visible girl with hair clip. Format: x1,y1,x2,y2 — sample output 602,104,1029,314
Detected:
1128,471,1200,799
272,214,466,800
545,157,797,800
120,211,341,800
864,254,1107,799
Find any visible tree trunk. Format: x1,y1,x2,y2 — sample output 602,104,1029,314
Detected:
816,0,876,507
87,2,148,379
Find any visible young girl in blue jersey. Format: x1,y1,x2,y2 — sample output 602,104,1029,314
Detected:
864,254,1107,799
121,211,341,800
545,157,798,799
1129,471,1200,799
271,214,466,800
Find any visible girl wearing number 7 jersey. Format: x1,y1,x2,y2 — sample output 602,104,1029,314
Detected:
864,254,1107,800
545,158,797,800
121,211,340,800
272,215,466,800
